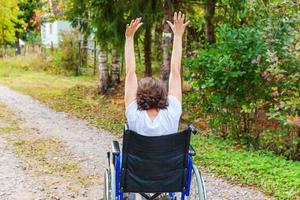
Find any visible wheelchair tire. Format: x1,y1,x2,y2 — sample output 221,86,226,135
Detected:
172,164,206,200
188,164,206,200
104,169,112,200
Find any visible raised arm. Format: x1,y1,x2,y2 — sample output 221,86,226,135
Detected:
124,18,143,107
167,12,189,103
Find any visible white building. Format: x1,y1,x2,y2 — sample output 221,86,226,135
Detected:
41,20,72,48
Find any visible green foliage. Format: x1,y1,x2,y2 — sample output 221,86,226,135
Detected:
17,0,43,39
217,0,248,27
186,23,268,137
89,0,126,49
186,1,300,160
0,0,21,45
65,0,92,38
58,29,80,75
26,31,41,44
257,1,300,126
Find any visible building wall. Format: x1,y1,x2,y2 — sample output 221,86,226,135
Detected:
41,20,72,48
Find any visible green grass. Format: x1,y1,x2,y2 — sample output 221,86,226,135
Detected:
0,58,300,199
192,136,300,199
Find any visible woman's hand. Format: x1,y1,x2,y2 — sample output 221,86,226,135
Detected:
125,17,143,38
167,11,189,37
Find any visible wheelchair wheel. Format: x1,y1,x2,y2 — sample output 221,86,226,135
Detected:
104,169,112,200
188,164,206,200
172,164,206,200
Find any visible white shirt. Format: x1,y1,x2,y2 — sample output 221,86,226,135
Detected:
125,95,182,136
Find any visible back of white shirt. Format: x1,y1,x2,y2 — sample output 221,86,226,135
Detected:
125,95,182,136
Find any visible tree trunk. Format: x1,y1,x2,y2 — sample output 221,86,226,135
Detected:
4,45,7,58
205,0,216,44
98,50,109,94
15,32,21,55
154,24,162,64
77,41,81,76
93,41,97,75
161,0,173,84
111,49,120,86
82,35,88,68
144,24,152,77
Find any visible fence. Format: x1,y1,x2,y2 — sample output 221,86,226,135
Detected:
1,40,99,76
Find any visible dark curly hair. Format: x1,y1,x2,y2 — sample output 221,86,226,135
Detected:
136,77,168,110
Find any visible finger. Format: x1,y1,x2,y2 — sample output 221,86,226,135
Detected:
136,22,143,30
166,20,174,30
132,19,137,27
178,11,182,21
174,12,177,23
184,20,190,26
130,20,134,27
134,18,141,27
182,14,185,22
137,17,142,25
166,20,173,26
125,24,129,35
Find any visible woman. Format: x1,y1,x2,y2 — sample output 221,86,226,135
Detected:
125,12,189,137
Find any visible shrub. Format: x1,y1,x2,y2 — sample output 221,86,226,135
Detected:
59,29,80,75
186,24,268,139
185,1,300,160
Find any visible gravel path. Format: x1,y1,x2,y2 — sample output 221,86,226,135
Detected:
0,85,274,200
0,137,39,200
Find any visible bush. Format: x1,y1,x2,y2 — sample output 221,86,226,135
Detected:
186,23,268,139
59,29,80,75
185,1,300,160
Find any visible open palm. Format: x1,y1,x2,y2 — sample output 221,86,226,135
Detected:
167,11,189,37
125,17,143,38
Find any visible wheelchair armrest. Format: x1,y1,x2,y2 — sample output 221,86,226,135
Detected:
111,140,120,155
189,145,196,156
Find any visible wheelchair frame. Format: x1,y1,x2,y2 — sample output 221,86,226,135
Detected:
105,125,206,200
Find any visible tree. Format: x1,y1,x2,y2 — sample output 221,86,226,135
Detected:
89,0,125,93
66,0,123,91
15,0,42,55
124,0,163,77
98,50,109,93
66,0,91,69
204,0,216,44
0,0,20,48
160,0,199,83
160,0,173,83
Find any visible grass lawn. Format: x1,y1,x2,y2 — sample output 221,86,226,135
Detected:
0,59,299,200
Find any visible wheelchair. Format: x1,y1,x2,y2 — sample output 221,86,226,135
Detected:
104,124,206,200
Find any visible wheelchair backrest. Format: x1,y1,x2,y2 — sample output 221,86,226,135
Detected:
120,128,191,193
